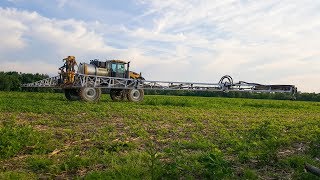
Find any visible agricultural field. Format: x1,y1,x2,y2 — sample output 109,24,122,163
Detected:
0,91,319,179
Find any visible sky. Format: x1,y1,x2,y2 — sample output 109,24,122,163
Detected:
0,0,319,92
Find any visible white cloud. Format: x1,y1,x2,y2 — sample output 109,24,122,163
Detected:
135,0,320,92
0,61,58,75
0,8,155,71
278,74,320,93
0,9,27,50
0,1,320,92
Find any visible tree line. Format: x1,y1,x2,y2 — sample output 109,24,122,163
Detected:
144,89,320,102
1,71,320,102
0,71,49,91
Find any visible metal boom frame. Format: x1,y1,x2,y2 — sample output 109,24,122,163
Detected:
22,73,297,95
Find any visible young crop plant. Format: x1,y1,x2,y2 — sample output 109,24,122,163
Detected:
0,91,319,179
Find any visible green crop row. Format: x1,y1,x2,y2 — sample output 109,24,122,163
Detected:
0,91,319,179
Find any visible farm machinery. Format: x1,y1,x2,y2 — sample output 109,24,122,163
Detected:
22,56,297,102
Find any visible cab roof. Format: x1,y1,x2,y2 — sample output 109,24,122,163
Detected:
106,60,128,64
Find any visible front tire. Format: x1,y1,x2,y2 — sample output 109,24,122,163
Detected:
64,89,80,101
79,87,101,102
127,89,144,102
110,89,126,101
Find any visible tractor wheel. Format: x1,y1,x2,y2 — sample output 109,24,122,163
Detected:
79,87,101,102
127,89,144,102
110,89,126,101
64,89,80,101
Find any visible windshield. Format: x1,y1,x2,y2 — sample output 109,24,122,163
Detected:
117,64,125,73
110,63,126,73
111,63,116,72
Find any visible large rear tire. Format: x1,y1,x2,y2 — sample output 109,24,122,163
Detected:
64,89,80,101
110,89,126,101
127,89,144,102
79,87,101,102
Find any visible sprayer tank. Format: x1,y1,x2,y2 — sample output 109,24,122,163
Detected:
78,63,109,76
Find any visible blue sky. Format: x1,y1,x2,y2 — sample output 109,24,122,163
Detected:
0,0,319,92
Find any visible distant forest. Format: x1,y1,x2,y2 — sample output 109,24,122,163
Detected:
1,71,320,102
0,71,49,92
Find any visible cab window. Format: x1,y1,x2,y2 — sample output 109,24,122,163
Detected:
111,63,117,72
117,64,125,73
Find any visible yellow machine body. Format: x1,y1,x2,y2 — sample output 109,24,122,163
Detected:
129,71,144,79
59,56,77,84
59,56,144,85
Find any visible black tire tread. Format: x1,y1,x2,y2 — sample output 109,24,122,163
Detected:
64,89,81,101
110,89,126,101
79,88,101,102
127,89,144,102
